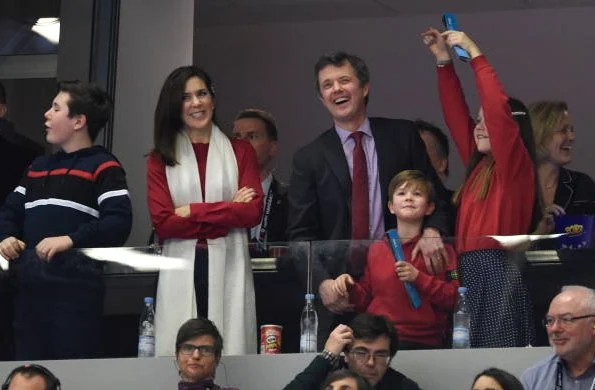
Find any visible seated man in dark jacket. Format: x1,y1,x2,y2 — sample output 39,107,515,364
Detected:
283,313,422,390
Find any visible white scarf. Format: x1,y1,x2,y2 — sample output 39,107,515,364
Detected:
154,124,256,356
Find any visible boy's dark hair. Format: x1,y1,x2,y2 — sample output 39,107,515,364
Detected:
153,66,217,166
235,108,278,141
414,119,450,177
175,317,224,362
348,313,399,358
321,369,372,390
472,367,524,390
314,51,370,105
57,80,112,142
388,169,436,204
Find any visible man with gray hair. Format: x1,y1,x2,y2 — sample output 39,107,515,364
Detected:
521,285,595,389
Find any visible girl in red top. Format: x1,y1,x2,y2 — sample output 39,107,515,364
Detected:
147,66,263,356
422,28,541,347
332,170,459,349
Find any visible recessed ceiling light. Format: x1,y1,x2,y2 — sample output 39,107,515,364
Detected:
32,18,60,44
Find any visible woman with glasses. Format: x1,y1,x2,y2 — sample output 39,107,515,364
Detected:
530,101,595,234
147,66,263,356
175,317,239,390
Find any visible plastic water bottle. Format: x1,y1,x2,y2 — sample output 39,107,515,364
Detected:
300,293,318,353
138,297,156,357
452,287,471,349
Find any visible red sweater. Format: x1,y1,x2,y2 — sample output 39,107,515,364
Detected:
349,237,459,347
147,139,263,241
438,56,535,253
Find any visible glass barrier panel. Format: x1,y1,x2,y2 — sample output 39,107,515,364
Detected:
1,233,594,362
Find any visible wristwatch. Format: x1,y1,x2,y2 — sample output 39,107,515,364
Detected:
320,349,340,367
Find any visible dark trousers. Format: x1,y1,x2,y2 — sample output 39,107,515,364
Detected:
194,246,209,318
12,250,105,360
0,270,15,360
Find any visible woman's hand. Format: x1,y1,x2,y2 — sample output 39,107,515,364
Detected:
534,204,565,235
232,187,256,203
175,205,191,218
421,27,451,62
441,30,482,59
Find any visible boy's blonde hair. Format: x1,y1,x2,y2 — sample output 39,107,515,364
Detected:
388,170,435,204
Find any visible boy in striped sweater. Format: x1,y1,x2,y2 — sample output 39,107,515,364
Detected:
0,81,132,359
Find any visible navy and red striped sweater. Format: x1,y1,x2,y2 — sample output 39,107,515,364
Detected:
0,145,132,249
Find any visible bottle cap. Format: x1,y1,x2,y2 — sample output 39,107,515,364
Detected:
144,297,154,304
305,293,315,300
458,287,468,294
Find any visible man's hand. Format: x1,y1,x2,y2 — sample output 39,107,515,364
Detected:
175,205,191,218
0,237,25,260
324,324,354,355
232,187,256,203
395,262,420,282
35,236,73,262
332,274,355,298
319,279,354,314
412,227,448,275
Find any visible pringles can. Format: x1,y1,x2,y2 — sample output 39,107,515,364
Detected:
260,324,283,354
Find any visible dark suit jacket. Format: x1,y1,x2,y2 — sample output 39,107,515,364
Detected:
250,177,288,257
287,117,450,291
266,177,289,244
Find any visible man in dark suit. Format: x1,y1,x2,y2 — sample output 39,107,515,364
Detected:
232,108,288,245
287,52,451,342
415,119,457,234
233,108,302,352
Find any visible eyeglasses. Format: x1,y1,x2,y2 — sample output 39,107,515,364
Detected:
178,343,216,357
349,348,391,365
542,314,595,328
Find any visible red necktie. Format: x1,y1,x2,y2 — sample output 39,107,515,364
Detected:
350,131,369,240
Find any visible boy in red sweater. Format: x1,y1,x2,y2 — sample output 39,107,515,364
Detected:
333,170,458,349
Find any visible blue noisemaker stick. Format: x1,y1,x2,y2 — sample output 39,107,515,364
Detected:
386,229,422,309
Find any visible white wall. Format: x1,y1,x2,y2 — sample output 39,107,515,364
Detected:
195,7,595,191
112,0,194,245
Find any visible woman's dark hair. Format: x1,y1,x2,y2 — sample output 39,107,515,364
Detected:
175,317,223,362
321,369,372,390
153,66,217,166
454,97,543,233
472,368,524,390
